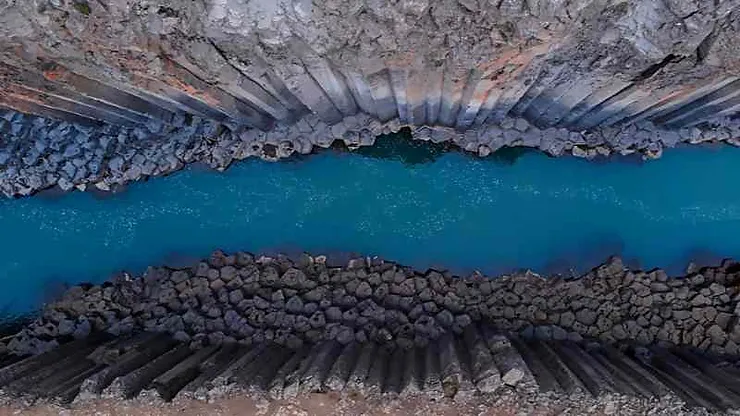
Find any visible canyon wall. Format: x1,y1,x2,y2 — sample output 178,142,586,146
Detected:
1,0,740,196
4,252,740,411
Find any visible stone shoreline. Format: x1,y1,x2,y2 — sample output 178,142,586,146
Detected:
5,251,740,359
2,0,739,200
2,108,740,198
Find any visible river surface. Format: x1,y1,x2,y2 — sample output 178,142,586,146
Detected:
2,141,740,314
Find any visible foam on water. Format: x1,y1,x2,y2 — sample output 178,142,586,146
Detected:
2,144,739,313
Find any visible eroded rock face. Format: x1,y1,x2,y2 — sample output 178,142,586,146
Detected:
6,251,740,358
4,0,735,81
1,0,738,128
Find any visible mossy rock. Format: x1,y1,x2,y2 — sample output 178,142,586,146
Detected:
73,1,91,16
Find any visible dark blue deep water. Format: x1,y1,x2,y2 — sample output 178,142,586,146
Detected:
2,143,740,314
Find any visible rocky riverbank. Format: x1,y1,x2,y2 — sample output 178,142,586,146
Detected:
2,108,740,198
5,251,740,359
1,0,739,200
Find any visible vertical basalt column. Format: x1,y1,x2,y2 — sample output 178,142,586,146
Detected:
157,59,276,130
547,342,614,396
39,65,178,125
0,94,102,126
507,337,560,392
510,65,566,120
389,67,410,124
383,346,407,394
299,340,341,393
345,342,377,393
649,78,740,125
127,73,232,123
3,83,138,127
398,347,424,396
169,48,295,123
422,342,444,398
461,326,501,393
79,334,176,398
268,348,309,399
365,345,391,396
425,66,445,125
438,64,471,127
481,327,537,391
103,344,192,399
527,340,583,394
341,70,378,117
472,86,504,127
456,76,495,130
180,343,241,397
324,342,361,391
573,86,651,131
150,345,220,401
367,69,398,122
524,75,596,128
0,336,107,387
662,82,740,128
290,39,358,118
211,344,266,388
282,68,344,125
250,345,294,391
406,68,428,126
437,333,474,398
557,80,632,128
282,344,322,398
600,86,671,127
488,70,541,124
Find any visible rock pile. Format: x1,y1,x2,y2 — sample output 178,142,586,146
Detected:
3,108,740,198
5,251,740,358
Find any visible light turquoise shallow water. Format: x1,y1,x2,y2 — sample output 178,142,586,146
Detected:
2,144,740,314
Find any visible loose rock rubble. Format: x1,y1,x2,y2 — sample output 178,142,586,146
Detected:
6,251,740,359
3,108,740,198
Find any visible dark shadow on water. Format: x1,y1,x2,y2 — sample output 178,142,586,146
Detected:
349,128,535,166
160,252,205,270
665,247,729,276
351,128,453,164
484,146,536,165
36,181,129,202
0,313,35,337
575,152,646,166
34,186,68,201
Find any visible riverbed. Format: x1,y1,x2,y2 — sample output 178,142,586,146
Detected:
1,142,739,313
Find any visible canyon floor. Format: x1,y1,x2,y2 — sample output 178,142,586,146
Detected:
0,392,707,416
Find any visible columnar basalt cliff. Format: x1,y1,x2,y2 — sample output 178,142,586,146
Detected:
1,1,740,196
5,3,740,413
4,252,740,412
7,252,740,360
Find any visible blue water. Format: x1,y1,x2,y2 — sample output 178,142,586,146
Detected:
3,144,740,314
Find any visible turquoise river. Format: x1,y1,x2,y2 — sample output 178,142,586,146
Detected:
2,140,740,314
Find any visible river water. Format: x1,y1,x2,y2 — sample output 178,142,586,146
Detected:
1,139,739,314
